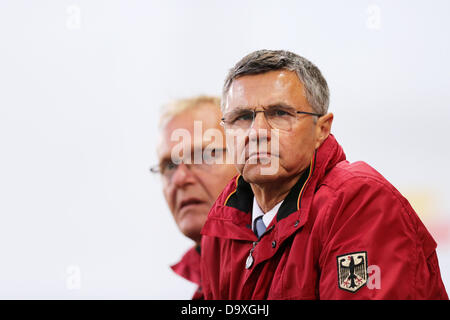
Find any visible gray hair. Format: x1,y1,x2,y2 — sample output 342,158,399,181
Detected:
222,50,329,115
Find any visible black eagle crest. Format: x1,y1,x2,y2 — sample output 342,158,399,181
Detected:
337,252,368,292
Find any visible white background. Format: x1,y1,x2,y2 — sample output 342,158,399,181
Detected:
0,0,449,299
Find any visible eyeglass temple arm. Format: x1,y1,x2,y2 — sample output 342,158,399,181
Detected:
221,111,323,123
296,111,323,117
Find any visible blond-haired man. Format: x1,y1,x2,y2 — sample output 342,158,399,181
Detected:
151,96,236,299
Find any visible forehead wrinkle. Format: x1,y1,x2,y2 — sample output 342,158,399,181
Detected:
227,70,307,110
157,105,225,158
227,102,297,112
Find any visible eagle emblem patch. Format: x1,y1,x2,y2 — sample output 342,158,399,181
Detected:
337,251,368,293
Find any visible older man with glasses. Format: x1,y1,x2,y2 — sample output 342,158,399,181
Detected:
151,96,236,299
200,50,448,300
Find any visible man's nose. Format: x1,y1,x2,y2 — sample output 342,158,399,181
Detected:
249,112,271,143
251,111,271,131
170,163,196,188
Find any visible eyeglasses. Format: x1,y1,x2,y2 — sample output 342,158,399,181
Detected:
220,105,323,131
150,148,227,180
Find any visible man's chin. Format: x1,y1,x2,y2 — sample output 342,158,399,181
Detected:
177,214,206,243
241,164,281,184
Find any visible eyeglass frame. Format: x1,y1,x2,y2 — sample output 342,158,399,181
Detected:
149,147,228,179
220,105,323,131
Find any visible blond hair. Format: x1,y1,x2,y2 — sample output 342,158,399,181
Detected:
159,95,221,129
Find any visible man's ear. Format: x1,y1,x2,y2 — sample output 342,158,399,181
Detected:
315,113,333,149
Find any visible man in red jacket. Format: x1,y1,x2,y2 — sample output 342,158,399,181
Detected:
152,96,236,299
200,50,448,299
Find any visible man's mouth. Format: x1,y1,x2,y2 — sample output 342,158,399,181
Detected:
178,198,206,211
248,152,271,157
246,152,278,162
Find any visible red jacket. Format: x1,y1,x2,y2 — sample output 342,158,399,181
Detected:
200,134,448,299
171,246,203,300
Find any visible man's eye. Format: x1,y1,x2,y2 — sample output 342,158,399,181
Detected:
162,161,177,172
234,113,253,122
203,153,213,162
211,148,224,157
204,149,219,159
271,109,291,117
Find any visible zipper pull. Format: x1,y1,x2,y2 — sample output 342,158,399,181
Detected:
245,241,258,269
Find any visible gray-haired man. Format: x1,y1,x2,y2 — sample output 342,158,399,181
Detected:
200,50,447,299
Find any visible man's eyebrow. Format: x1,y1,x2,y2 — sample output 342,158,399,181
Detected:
228,106,253,113
231,102,297,111
160,145,219,160
265,102,297,110
158,156,172,165
193,145,225,153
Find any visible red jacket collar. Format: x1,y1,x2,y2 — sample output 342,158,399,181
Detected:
170,245,201,286
201,134,346,242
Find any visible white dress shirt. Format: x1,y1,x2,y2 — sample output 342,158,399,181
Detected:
251,197,284,232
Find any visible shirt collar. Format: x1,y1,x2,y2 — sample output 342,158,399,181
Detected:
252,197,284,231
223,165,312,223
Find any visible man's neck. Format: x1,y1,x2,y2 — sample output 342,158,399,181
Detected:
250,174,301,213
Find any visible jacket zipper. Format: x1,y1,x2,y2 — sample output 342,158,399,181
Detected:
245,225,274,270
